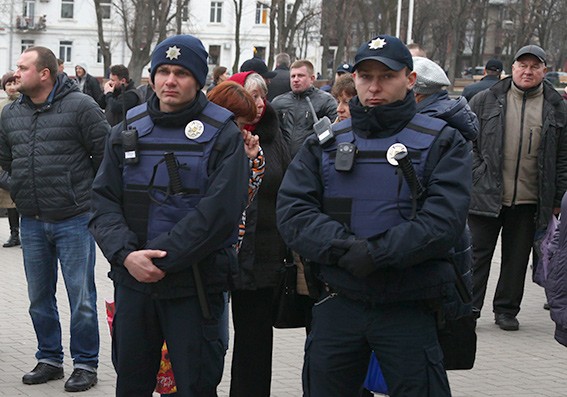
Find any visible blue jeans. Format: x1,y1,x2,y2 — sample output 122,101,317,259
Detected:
21,213,99,370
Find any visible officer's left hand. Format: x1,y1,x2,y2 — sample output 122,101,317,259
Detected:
331,239,375,278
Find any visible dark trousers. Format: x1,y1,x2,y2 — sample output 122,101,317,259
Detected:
229,288,275,397
468,204,536,317
303,293,451,397
7,207,19,231
113,285,226,397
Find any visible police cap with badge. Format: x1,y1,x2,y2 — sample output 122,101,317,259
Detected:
352,34,414,72
330,36,416,173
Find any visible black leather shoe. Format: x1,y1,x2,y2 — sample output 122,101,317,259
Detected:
64,368,97,392
495,313,519,331
22,363,64,385
3,233,20,247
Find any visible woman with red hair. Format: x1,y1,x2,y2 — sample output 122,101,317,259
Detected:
227,71,291,397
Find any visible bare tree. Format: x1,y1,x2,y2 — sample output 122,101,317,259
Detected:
267,0,279,69
93,0,112,76
290,0,321,59
94,0,191,85
231,0,244,74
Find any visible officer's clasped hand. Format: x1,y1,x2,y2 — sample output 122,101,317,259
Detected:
331,239,375,278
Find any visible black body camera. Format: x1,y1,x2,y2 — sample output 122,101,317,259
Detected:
121,127,139,165
335,142,357,172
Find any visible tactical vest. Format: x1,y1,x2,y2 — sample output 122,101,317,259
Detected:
122,102,235,245
318,114,454,303
321,113,446,238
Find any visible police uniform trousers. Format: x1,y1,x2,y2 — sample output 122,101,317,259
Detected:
302,292,451,397
112,284,226,397
468,204,537,317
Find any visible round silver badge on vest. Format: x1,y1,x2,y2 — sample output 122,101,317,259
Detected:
386,143,407,166
185,120,204,139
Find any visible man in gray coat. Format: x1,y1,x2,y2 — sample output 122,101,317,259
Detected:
271,59,337,157
468,44,567,331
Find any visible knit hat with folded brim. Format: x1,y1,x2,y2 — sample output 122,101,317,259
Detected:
412,56,451,95
150,34,209,88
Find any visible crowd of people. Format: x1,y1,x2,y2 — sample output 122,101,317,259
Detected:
0,31,566,397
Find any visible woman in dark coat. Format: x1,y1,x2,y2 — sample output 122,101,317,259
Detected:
228,71,291,397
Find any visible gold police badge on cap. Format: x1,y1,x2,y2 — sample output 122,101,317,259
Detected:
386,143,407,166
185,120,204,139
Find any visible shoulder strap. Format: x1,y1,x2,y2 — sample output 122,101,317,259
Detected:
406,113,447,136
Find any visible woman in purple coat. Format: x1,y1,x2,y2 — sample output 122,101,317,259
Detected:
545,192,567,347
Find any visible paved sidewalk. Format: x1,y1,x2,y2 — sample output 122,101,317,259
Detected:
0,216,566,396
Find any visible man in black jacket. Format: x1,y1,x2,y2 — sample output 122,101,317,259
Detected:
468,45,567,331
100,64,142,126
276,34,471,397
0,46,108,392
267,52,292,101
89,34,249,396
462,59,503,101
271,59,337,157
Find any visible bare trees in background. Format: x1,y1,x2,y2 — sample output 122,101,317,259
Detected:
320,0,567,80
91,0,567,84
94,0,190,84
267,0,321,69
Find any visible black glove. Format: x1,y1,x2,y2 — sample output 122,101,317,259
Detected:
331,239,375,278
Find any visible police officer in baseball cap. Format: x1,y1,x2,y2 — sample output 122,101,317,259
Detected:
276,34,471,397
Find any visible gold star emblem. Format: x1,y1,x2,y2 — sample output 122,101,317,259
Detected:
368,37,387,50
165,46,181,60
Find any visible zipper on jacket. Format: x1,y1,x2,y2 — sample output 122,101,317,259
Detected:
528,128,533,154
511,93,527,205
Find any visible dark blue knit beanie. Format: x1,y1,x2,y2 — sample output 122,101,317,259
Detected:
150,35,209,88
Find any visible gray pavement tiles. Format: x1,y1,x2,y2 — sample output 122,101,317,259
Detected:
0,217,566,396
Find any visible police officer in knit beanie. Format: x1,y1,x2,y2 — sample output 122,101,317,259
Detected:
412,56,451,95
150,34,209,89
90,32,249,396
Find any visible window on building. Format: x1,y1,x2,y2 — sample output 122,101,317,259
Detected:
255,2,268,25
61,0,74,19
100,0,111,19
21,39,35,53
97,42,109,63
208,45,220,65
59,41,73,62
210,2,222,23
23,0,35,18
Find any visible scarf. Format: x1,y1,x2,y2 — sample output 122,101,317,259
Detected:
147,90,207,128
350,91,417,138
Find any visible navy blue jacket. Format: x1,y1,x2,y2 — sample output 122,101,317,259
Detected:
416,90,478,142
89,94,249,298
276,98,472,303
